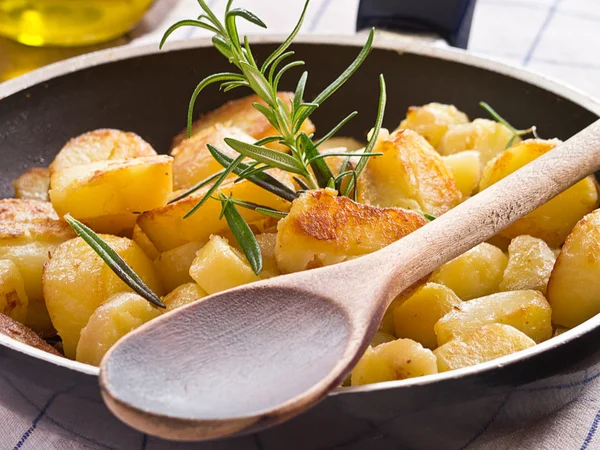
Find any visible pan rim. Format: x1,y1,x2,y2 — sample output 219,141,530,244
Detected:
1,33,599,396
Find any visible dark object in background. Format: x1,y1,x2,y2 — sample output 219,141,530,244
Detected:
357,0,477,48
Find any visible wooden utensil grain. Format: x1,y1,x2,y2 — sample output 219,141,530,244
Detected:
99,120,600,441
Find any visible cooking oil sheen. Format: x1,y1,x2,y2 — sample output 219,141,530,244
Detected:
0,0,152,46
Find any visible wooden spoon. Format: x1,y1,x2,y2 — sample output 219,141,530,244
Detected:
100,120,600,441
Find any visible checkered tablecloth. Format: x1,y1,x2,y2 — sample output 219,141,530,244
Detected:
3,1,600,449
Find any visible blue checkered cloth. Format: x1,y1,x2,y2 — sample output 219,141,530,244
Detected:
3,0,600,448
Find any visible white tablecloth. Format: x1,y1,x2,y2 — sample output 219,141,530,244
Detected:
3,0,600,449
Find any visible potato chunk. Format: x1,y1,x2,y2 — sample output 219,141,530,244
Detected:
351,339,438,386
434,324,535,372
154,241,204,293
132,223,160,260
500,235,556,295
13,168,50,201
171,125,254,190
0,313,61,356
190,235,260,294
0,260,28,323
393,283,461,349
430,243,507,300
49,129,156,174
172,92,315,151
76,292,162,366
255,233,280,278
442,151,481,198
50,155,173,235
398,103,469,148
479,139,599,247
162,283,208,311
434,290,552,345
437,119,516,165
43,235,163,358
547,210,600,328
357,129,461,216
138,172,294,252
317,137,364,152
0,199,75,335
275,189,427,273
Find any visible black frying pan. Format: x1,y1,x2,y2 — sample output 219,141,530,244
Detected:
0,1,599,448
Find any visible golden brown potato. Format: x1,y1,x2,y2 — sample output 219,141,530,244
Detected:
437,119,516,165
275,189,427,273
76,292,162,366
479,139,599,247
255,233,280,278
162,283,208,311
393,283,461,349
370,331,396,347
0,259,28,323
154,241,204,293
171,125,254,190
50,155,173,235
430,243,508,300
132,223,160,260
43,235,163,358
49,129,156,174
138,171,294,252
441,151,481,198
13,168,50,201
190,235,261,294
172,92,315,151
0,199,75,336
351,338,438,386
500,235,556,295
434,324,535,372
357,129,462,216
547,210,600,328
435,290,552,345
0,313,61,356
398,103,469,148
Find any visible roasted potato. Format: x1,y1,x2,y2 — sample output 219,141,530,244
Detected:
434,324,535,372
479,139,599,247
0,259,28,323
430,243,508,300
171,125,254,190
255,233,281,278
442,151,481,198
317,137,364,152
76,292,162,366
275,189,427,273
0,199,75,335
154,241,205,293
172,92,315,151
357,129,462,216
0,313,61,356
500,235,556,295
13,168,50,201
138,171,294,252
189,235,261,294
393,283,462,349
43,235,163,358
49,129,156,174
434,290,552,345
351,338,438,386
371,331,396,347
547,210,600,328
162,283,208,311
398,103,469,148
437,118,516,165
50,155,173,235
132,223,160,260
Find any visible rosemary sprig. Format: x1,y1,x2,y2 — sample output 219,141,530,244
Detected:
64,215,165,308
479,101,539,148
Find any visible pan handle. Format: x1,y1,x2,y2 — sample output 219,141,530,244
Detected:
356,0,478,49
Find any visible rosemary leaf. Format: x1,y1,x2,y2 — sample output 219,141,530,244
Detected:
228,8,267,29
212,35,234,59
225,0,234,13
224,138,307,174
423,213,436,221
197,0,224,33
243,36,257,67
240,62,275,106
225,196,289,219
252,102,280,130
221,80,250,92
222,202,263,274
307,152,382,164
160,20,219,49
293,176,310,191
344,74,387,196
273,61,305,92
64,215,165,308
327,178,336,189
293,71,308,113
253,135,283,147
300,133,333,188
314,111,358,147
168,170,224,204
268,51,295,84
479,102,520,134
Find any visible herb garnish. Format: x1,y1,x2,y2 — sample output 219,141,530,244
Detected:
479,101,539,148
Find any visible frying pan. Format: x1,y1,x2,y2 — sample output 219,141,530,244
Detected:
1,0,600,448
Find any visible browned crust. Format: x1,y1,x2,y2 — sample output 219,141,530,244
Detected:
0,313,61,356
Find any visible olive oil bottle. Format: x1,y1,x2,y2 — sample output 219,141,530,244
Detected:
0,0,153,46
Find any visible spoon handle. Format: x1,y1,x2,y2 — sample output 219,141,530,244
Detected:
370,119,600,304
